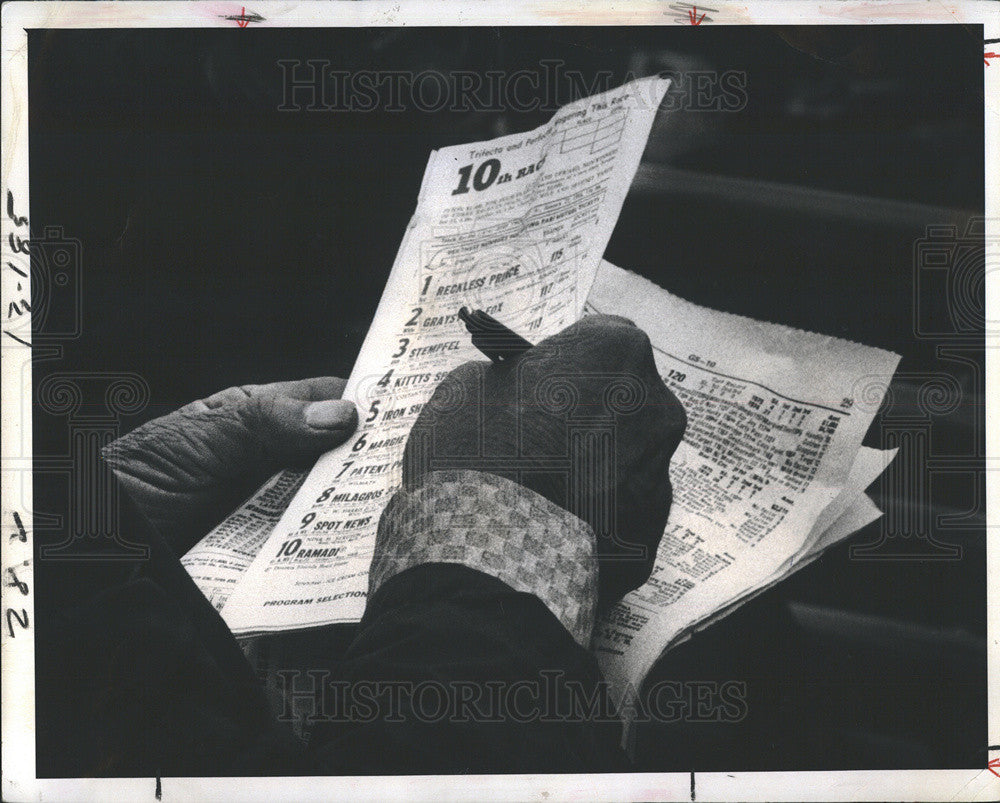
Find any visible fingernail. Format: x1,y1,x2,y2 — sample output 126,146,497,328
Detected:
304,399,355,429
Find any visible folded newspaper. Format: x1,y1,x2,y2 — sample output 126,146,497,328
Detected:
180,76,899,698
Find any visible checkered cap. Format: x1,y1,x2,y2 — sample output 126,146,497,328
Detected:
370,470,598,647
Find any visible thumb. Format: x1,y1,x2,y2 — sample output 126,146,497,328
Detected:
243,390,359,466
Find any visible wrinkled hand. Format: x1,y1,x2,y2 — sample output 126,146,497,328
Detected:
103,377,358,551
404,315,686,607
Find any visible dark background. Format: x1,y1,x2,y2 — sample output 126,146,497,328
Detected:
30,25,985,773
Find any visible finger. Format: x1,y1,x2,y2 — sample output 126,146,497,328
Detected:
197,385,255,411
197,377,348,413
263,376,350,402
241,391,359,465
571,313,638,329
531,315,652,373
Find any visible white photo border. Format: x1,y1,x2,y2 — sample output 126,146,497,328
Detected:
2,2,997,800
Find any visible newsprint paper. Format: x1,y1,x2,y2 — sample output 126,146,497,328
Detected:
184,76,673,633
181,79,902,707
2,3,996,802
585,262,898,701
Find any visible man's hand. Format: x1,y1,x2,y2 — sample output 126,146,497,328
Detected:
103,377,358,551
404,315,686,607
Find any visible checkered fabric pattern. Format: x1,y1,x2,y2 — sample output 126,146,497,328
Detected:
370,470,598,647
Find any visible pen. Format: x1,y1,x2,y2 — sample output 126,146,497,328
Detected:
458,306,534,363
